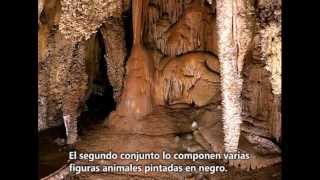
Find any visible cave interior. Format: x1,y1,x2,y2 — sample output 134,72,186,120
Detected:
38,0,282,179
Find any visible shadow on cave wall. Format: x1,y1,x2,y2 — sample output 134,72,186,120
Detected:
78,8,133,131
123,7,133,55
77,32,116,132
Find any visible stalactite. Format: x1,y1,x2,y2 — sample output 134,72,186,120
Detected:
38,0,283,176
59,0,129,42
148,0,217,57
155,0,184,24
146,4,160,32
132,0,148,45
153,52,220,107
233,0,255,73
215,0,280,154
100,18,127,102
39,0,125,137
216,0,243,153
144,0,192,45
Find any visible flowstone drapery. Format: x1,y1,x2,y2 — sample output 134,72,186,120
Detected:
39,1,282,178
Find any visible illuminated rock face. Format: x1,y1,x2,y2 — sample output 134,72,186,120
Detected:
114,0,154,119
38,0,282,171
116,45,155,119
145,0,218,57
38,0,128,144
114,0,222,119
153,52,220,108
38,29,88,144
100,18,127,102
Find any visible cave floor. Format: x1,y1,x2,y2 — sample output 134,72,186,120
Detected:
68,107,281,180
39,125,69,179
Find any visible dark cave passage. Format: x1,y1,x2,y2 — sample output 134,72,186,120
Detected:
78,9,133,129
78,31,116,129
39,31,120,179
123,7,133,54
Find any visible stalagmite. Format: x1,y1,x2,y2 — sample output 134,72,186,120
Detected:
39,0,282,177
61,41,88,144
116,0,155,119
216,0,243,153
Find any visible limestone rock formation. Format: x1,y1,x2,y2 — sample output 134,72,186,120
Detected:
38,0,129,144
242,57,281,143
145,0,218,56
254,0,282,96
193,106,281,170
38,0,45,24
153,52,220,107
59,0,131,42
115,0,155,119
116,45,155,119
100,18,127,102
216,0,244,153
39,0,282,178
247,0,282,142
40,28,88,144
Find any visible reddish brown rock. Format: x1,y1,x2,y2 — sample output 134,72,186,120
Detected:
153,52,220,107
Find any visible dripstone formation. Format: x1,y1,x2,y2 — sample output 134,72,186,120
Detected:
39,0,282,179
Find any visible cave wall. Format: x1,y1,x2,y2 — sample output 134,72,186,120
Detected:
100,18,127,102
59,0,131,42
144,0,221,109
38,0,281,145
144,0,218,57
242,0,281,142
38,0,128,135
141,0,281,142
